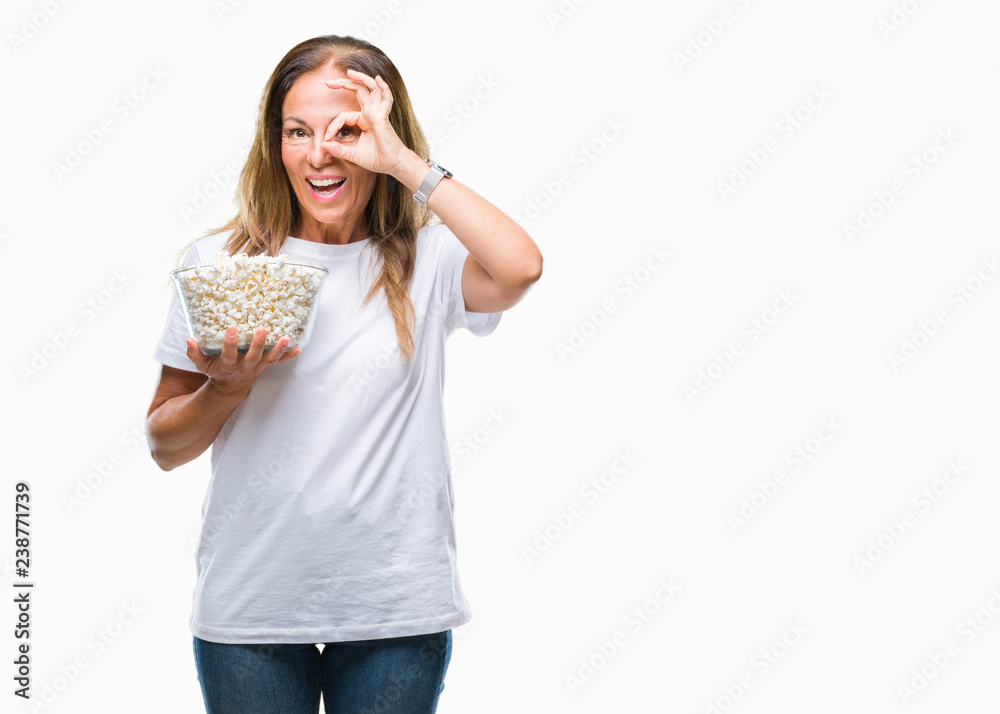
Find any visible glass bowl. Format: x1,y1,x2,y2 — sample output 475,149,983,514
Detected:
170,259,328,355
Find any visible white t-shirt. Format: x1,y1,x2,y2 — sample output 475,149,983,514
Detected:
151,223,501,644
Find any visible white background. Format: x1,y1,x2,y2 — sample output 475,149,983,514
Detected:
4,0,1000,712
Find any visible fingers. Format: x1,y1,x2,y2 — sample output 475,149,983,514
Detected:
328,70,389,112
220,326,238,365
323,111,363,142
347,69,379,95
185,338,209,372
328,70,374,93
352,72,390,114
245,327,268,365
269,336,303,365
323,111,347,141
274,336,302,364
372,74,392,114
326,77,369,107
265,335,289,362
277,347,303,363
189,328,302,374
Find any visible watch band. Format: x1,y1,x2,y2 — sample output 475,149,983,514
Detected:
413,159,452,206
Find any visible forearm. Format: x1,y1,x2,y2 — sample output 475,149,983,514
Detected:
391,151,543,286
147,381,249,471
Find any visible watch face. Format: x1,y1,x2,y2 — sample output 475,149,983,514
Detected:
427,160,452,178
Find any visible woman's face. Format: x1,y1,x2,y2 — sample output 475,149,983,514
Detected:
280,66,377,241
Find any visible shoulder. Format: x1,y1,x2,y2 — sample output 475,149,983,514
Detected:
417,222,462,259
178,230,242,268
189,230,235,262
417,221,448,247
415,222,444,265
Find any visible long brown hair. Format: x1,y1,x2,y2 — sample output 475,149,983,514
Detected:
176,35,433,363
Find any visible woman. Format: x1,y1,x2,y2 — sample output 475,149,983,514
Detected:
145,34,542,713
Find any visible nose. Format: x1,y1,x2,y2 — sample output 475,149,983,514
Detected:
307,135,333,167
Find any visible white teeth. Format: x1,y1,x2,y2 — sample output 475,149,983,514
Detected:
308,177,345,187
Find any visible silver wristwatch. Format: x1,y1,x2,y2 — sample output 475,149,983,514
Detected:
413,159,452,206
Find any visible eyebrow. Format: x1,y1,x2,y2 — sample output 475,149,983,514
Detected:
283,116,308,125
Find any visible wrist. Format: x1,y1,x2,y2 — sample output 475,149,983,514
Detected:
204,377,251,402
391,150,432,193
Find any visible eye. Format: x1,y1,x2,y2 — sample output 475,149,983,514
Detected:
286,128,307,138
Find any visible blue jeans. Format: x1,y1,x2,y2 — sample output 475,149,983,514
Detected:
192,630,452,713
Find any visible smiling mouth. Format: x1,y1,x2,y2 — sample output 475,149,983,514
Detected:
306,177,346,196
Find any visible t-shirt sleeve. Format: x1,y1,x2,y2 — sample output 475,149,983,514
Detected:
152,243,202,373
436,225,503,338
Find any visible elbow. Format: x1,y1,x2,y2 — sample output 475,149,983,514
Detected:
500,260,541,309
145,418,176,472
517,249,543,288
505,253,541,301
511,226,543,286
528,252,542,283
149,448,176,472
519,248,541,282
148,437,176,472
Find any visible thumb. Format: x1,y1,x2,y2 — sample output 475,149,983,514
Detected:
185,338,208,372
323,141,346,160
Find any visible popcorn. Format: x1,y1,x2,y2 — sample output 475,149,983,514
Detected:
174,251,326,352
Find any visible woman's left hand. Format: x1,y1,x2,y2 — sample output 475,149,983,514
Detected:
322,69,411,176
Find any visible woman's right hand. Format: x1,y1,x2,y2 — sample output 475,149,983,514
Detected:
185,327,302,396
